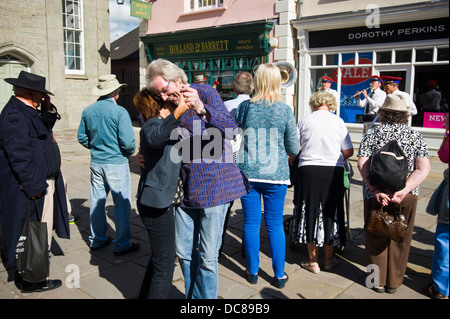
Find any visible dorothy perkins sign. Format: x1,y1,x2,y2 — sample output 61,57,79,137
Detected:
309,18,448,48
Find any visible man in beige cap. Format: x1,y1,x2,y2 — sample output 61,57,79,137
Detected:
78,74,139,256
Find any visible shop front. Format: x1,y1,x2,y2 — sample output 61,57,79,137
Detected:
140,20,274,102
293,2,449,152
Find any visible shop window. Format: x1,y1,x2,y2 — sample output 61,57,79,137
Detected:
63,0,84,74
325,54,337,66
437,47,449,61
172,56,265,101
376,51,391,64
311,55,323,66
341,53,355,65
412,65,449,128
395,50,412,63
358,52,373,65
415,48,433,62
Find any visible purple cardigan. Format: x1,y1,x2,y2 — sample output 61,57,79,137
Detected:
177,83,250,209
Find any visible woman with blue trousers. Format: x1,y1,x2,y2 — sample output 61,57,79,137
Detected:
234,63,300,288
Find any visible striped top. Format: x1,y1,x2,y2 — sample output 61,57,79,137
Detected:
178,83,250,209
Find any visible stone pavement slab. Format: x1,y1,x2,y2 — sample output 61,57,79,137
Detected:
0,128,447,302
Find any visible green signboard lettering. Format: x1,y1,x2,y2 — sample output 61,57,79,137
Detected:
130,0,152,20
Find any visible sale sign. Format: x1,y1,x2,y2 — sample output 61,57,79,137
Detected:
338,52,374,123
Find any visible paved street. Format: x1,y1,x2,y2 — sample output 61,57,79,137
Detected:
0,127,447,301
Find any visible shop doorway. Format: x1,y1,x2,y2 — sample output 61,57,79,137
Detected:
414,64,449,128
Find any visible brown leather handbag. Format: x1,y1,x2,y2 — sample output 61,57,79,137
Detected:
365,205,407,242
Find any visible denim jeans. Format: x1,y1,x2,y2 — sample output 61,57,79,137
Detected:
90,162,132,252
432,222,449,296
240,182,287,278
175,203,229,299
137,203,175,299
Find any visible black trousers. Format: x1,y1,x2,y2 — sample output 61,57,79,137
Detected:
298,165,345,246
137,203,176,299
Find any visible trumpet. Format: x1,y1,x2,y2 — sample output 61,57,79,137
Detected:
346,87,371,102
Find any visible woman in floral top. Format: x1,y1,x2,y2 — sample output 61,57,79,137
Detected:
357,94,430,294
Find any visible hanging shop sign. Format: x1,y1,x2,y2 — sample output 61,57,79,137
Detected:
130,0,152,20
309,18,448,48
141,21,273,61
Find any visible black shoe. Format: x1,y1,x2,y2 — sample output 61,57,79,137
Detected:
274,274,289,289
21,279,62,293
372,286,385,293
114,242,140,256
90,237,112,251
245,270,258,285
386,287,397,294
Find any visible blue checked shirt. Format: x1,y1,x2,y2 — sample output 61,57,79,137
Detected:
177,84,250,209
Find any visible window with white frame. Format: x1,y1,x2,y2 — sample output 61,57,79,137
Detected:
189,0,223,12
309,46,449,127
63,0,84,74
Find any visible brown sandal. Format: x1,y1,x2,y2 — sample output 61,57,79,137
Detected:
422,283,448,299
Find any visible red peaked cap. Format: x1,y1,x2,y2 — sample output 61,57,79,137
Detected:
370,75,383,83
321,76,333,83
381,76,402,84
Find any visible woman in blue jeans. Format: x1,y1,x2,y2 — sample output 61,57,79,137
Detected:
134,88,189,298
234,63,300,288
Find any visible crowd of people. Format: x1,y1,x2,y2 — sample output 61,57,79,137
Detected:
0,64,447,299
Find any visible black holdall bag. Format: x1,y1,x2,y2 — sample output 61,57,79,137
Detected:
16,199,50,282
368,140,408,193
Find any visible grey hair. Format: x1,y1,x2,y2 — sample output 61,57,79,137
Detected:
309,90,337,111
145,59,188,93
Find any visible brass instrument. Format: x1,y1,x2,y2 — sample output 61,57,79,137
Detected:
274,61,297,88
345,86,371,102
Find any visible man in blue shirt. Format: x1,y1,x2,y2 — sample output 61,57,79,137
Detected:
146,59,250,299
78,74,139,256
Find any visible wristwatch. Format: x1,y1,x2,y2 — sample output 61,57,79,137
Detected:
199,107,207,116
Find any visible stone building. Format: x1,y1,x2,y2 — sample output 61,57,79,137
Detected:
0,0,111,129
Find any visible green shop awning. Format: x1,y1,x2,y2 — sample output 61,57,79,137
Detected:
140,20,274,62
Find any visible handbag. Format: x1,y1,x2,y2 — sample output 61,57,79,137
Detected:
365,205,407,242
15,199,50,282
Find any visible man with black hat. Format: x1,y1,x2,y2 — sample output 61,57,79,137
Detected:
0,71,70,293
78,74,139,256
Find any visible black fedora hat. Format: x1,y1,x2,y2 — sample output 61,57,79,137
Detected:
4,71,54,95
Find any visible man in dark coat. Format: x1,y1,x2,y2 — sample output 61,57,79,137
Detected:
0,71,70,293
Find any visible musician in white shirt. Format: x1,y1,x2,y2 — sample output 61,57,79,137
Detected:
320,76,339,107
356,75,386,121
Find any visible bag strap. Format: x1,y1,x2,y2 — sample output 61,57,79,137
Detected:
236,100,250,128
27,198,42,222
379,203,403,220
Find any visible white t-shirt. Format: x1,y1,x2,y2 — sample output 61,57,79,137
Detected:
297,110,353,168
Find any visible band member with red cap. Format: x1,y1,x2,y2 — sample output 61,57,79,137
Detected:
381,76,417,118
356,75,387,122
320,76,339,106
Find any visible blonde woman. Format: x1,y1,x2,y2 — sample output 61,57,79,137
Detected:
293,90,354,274
234,63,299,288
